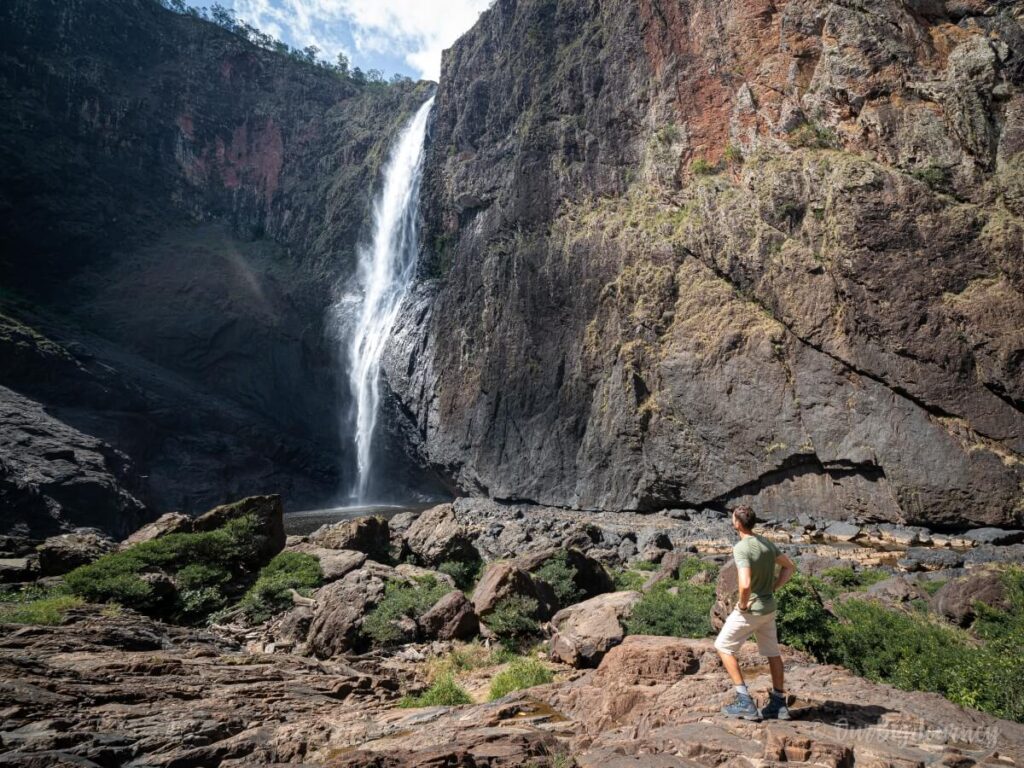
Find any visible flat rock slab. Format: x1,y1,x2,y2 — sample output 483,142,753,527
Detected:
0,608,397,766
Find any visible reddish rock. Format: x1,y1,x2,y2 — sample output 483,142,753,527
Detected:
309,516,390,561
418,590,478,641
471,561,555,621
549,590,641,668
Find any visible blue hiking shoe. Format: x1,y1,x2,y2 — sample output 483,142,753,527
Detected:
761,691,791,720
721,692,762,721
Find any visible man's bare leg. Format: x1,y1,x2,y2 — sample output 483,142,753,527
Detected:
768,655,784,692
718,650,745,687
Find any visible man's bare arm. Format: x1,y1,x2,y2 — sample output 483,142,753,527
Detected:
774,553,797,592
737,565,752,610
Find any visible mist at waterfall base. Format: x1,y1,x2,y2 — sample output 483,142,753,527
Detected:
316,96,449,523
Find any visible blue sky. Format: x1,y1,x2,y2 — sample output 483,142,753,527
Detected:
185,0,492,80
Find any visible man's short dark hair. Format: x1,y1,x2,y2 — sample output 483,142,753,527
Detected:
732,505,756,530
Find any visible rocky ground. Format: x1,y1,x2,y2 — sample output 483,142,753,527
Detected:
1,612,1022,767
2,497,1022,766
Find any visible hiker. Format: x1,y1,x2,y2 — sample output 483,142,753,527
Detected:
715,504,797,721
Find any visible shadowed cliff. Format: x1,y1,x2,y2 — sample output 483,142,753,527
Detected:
0,0,437,535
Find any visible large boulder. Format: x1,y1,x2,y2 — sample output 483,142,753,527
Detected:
418,590,479,641
549,590,642,668
37,530,116,576
306,563,392,657
472,561,556,621
193,495,286,562
930,568,1011,627
517,547,614,607
287,544,367,582
308,516,390,561
592,635,704,685
118,512,193,551
403,503,477,566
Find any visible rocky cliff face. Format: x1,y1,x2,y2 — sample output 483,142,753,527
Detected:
0,0,437,535
388,0,1024,527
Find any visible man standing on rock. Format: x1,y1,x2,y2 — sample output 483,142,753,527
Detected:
715,505,797,721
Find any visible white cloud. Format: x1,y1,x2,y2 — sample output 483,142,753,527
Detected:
231,0,492,80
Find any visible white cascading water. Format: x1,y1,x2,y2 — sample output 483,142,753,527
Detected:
344,96,434,503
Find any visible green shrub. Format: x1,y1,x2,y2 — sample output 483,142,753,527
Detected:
632,560,659,572
776,574,834,657
398,674,472,707
921,579,946,597
438,558,482,591
177,563,232,591
238,552,322,623
63,514,266,622
485,595,541,639
690,158,717,176
612,568,646,591
657,125,681,145
0,586,82,625
911,165,950,192
786,121,839,149
533,551,583,607
675,557,720,582
488,657,554,700
624,575,715,638
724,144,744,166
816,567,890,599
363,576,450,646
829,599,966,691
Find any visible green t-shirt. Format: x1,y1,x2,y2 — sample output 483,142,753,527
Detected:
733,534,780,615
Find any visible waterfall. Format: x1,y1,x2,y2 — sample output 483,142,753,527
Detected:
343,96,434,503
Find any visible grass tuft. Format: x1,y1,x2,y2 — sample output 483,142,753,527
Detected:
488,656,554,700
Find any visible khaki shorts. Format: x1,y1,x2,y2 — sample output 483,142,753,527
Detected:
714,607,781,657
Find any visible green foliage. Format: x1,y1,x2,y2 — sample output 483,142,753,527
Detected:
776,574,835,657
0,585,82,625
438,558,482,591
829,599,969,693
488,657,554,700
821,569,1024,723
612,568,646,591
921,579,946,597
690,158,718,176
815,567,891,599
656,125,681,145
674,557,719,582
485,595,541,639
533,551,583,608
786,121,839,149
724,144,744,166
911,164,950,192
398,674,473,708
625,562,716,638
63,515,265,622
363,576,450,647
238,552,322,623
632,560,659,572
